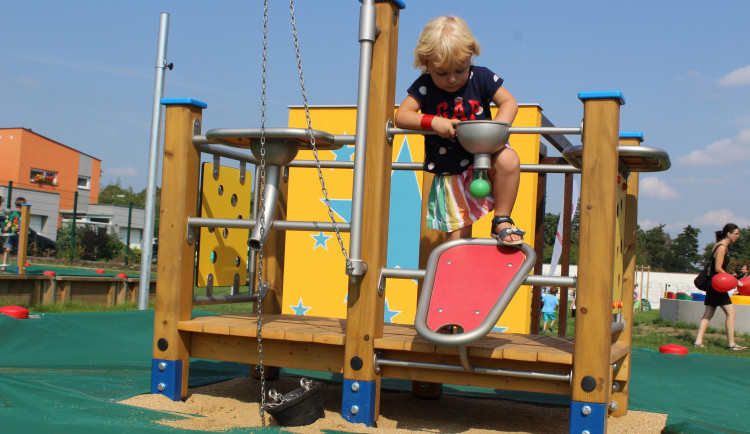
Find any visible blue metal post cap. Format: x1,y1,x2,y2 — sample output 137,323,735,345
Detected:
578,91,625,105
619,131,644,141
160,98,207,108
363,0,406,9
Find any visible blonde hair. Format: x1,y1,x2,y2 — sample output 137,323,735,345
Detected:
413,16,481,73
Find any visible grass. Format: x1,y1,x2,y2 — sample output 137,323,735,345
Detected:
4,281,750,358
539,305,750,358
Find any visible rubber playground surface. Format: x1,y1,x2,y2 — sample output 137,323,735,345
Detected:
1,310,748,433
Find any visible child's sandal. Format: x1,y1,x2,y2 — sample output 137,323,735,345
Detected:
491,216,525,246
729,344,747,351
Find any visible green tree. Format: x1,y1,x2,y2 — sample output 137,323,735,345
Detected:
98,181,161,238
638,225,670,271
663,225,701,272
99,181,143,207
699,226,750,274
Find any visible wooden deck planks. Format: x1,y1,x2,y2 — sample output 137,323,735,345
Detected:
178,313,620,368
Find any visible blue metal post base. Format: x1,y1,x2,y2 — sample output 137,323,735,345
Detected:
569,401,606,434
341,379,376,426
151,359,183,401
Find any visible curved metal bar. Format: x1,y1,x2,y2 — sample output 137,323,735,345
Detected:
204,127,340,149
525,275,577,288
563,144,671,173
380,267,426,280
612,320,626,334
414,239,537,346
458,346,473,372
374,355,571,382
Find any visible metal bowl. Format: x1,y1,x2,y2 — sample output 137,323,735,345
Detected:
204,127,340,166
455,121,511,155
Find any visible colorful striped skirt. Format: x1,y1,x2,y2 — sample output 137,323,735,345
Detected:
426,167,494,233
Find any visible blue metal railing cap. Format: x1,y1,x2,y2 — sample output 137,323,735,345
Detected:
619,131,644,141
361,0,406,9
578,91,625,105
160,98,208,108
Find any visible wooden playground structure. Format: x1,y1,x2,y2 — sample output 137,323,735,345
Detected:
150,1,670,432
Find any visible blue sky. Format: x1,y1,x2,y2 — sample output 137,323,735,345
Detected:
2,1,749,248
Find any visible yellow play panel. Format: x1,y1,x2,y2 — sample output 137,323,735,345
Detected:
196,162,251,288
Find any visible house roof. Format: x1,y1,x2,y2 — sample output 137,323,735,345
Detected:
0,128,101,162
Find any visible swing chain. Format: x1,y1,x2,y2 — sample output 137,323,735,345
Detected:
288,0,351,268
256,0,270,426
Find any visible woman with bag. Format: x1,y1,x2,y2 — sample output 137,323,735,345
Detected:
694,223,747,351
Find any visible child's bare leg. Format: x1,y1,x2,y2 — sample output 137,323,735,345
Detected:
447,226,473,241
490,148,521,242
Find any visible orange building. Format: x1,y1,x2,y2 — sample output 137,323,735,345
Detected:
0,128,101,240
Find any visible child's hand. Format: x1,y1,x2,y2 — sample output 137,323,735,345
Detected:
431,117,460,138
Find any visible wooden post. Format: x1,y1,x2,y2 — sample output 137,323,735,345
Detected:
530,159,549,334
411,171,447,398
342,1,401,426
559,170,574,335
16,204,30,275
151,99,205,400
610,132,642,416
570,91,623,433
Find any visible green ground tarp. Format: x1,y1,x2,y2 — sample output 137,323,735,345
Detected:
0,263,148,278
1,310,748,433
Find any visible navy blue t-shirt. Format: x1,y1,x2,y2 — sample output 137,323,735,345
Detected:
406,65,504,174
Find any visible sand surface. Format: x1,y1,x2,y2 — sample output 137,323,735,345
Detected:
120,376,667,433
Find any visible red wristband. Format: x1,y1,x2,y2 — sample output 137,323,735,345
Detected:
420,114,435,130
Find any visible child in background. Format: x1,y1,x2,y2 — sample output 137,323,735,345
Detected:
394,16,524,244
2,197,25,270
541,287,560,331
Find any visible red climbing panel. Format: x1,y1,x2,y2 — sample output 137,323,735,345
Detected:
426,244,526,333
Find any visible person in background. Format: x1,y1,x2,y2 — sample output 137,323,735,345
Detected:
541,287,560,332
729,264,748,296
734,264,748,280
694,223,747,351
2,197,26,271
570,290,576,318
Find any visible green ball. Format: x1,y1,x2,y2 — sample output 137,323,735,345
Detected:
469,178,491,199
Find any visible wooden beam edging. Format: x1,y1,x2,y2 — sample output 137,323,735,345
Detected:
610,133,642,417
0,274,54,305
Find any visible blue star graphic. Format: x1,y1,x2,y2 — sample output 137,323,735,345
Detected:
387,137,421,269
383,298,401,323
290,299,311,315
331,145,356,162
311,231,332,250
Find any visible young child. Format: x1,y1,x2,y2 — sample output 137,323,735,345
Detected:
394,16,524,244
2,197,25,270
541,287,560,331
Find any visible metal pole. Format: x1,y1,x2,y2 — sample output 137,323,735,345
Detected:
138,12,170,310
125,202,133,266
70,191,78,262
6,181,12,208
346,0,376,276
